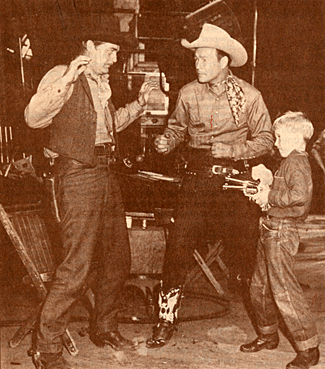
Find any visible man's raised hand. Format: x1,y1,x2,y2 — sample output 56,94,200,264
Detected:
63,55,92,84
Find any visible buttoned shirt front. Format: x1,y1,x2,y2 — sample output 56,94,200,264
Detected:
165,74,273,161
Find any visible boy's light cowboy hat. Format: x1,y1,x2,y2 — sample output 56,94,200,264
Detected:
181,23,247,67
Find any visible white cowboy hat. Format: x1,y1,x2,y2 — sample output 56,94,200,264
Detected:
181,23,248,67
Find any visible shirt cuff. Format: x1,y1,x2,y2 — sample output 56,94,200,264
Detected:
268,190,276,206
128,100,145,118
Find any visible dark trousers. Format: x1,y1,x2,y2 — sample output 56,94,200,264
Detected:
163,172,261,290
250,216,319,351
37,158,131,354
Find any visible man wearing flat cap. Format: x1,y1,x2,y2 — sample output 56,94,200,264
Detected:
25,20,157,368
148,23,274,348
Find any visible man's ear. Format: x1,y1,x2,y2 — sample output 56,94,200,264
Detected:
85,40,95,53
220,56,229,69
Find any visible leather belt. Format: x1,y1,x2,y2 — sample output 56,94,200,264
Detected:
94,143,114,157
186,165,240,177
265,215,297,224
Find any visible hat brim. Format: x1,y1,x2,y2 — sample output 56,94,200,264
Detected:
79,31,138,52
181,37,247,67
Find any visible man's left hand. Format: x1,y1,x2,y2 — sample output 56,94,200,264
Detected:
137,81,159,107
211,141,233,158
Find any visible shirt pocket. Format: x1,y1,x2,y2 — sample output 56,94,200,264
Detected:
188,105,206,132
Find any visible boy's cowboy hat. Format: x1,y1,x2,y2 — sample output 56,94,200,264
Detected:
181,23,247,67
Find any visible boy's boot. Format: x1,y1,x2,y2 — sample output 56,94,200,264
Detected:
146,286,183,348
240,332,279,353
286,347,320,369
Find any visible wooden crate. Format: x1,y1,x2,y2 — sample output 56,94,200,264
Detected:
128,225,166,275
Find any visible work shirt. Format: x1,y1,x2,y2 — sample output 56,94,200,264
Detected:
164,74,273,161
267,150,312,221
25,65,143,145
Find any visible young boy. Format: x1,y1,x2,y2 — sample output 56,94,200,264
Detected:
240,111,320,369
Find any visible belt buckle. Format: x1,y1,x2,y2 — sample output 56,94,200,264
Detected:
211,165,222,175
212,165,240,176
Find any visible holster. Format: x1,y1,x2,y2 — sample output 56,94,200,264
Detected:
43,159,61,224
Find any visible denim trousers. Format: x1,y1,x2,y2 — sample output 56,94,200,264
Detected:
36,158,131,354
250,216,319,351
162,173,261,290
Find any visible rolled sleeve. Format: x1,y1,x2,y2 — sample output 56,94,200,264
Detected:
25,66,73,129
115,100,144,132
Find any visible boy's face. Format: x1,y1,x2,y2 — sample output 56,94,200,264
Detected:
274,127,304,157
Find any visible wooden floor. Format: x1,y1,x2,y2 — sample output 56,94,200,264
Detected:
1,261,325,369
2,214,325,368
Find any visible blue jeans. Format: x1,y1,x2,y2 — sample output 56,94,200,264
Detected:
250,216,319,351
37,157,131,353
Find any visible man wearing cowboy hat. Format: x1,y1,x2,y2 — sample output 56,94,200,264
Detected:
25,18,157,368
147,23,274,349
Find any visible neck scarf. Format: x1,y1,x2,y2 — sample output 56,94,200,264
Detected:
224,75,246,127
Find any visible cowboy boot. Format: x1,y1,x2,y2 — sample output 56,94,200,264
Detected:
240,332,280,353
286,347,320,369
146,286,183,348
28,350,73,369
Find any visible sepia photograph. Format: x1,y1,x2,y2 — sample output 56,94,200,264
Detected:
0,0,324,368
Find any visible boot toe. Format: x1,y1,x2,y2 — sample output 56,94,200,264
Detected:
29,351,73,369
240,332,279,353
90,331,138,351
146,321,175,349
286,347,320,369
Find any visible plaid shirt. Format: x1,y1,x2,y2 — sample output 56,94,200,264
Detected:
165,74,273,161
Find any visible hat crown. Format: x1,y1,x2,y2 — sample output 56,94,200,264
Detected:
199,23,232,42
181,22,248,67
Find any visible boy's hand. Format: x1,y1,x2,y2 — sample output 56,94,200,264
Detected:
250,185,270,209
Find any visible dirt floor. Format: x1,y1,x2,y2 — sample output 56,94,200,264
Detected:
1,257,325,369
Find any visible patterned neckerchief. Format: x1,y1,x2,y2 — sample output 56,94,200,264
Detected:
224,74,246,127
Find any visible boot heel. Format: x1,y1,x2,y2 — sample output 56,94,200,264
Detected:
266,341,278,350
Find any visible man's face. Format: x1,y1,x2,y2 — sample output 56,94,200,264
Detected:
194,48,225,84
274,127,303,157
87,41,120,75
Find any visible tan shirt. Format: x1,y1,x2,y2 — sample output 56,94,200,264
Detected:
25,65,144,145
164,75,273,160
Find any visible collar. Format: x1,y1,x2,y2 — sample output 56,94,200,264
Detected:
207,71,246,127
84,67,112,108
208,72,230,96
288,149,308,158
84,67,109,84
